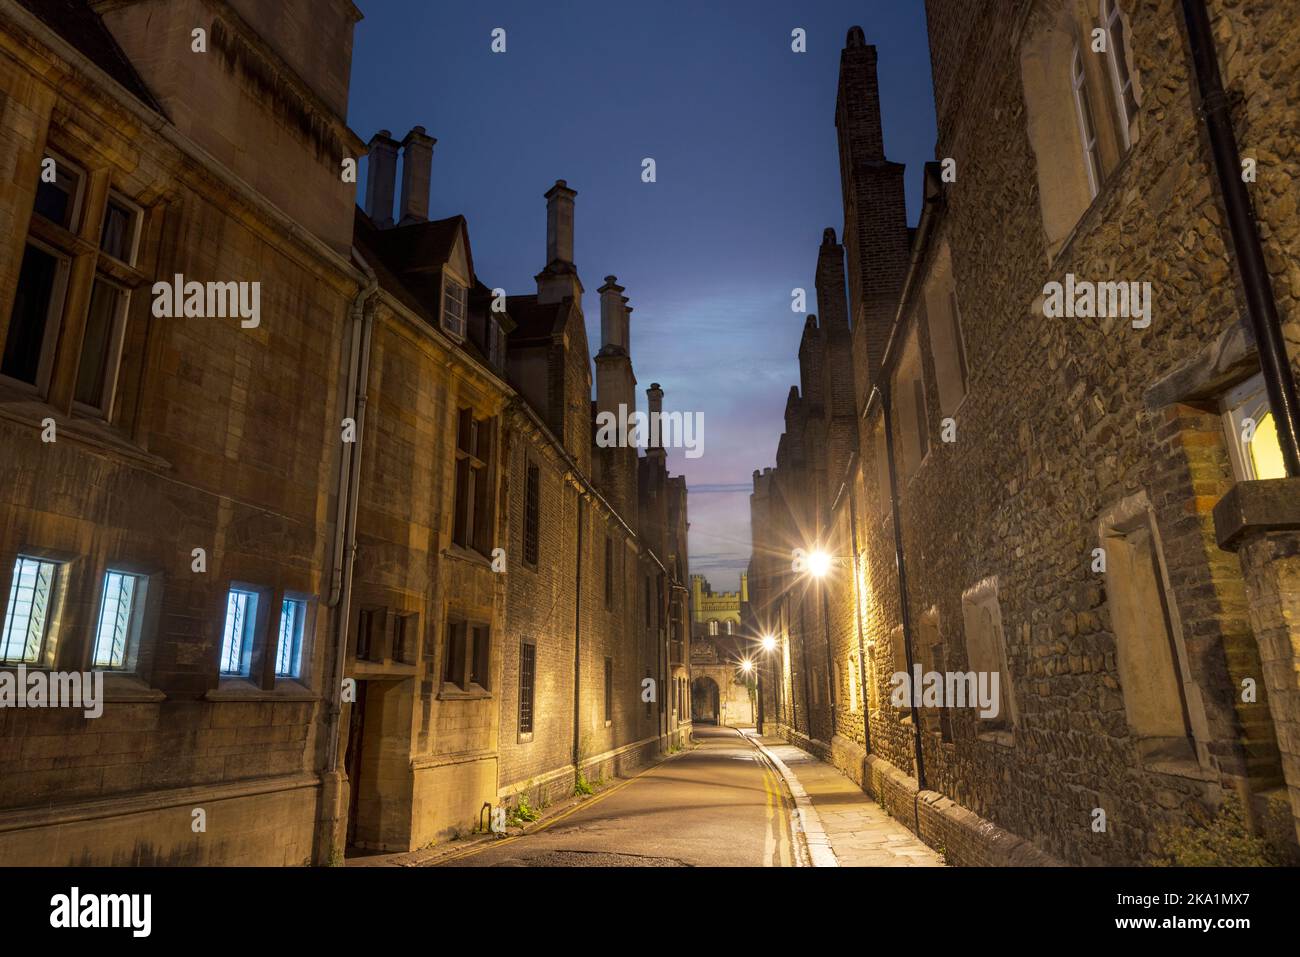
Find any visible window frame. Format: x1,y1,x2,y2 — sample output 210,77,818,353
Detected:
1,554,65,665
275,596,309,680
518,638,536,740
33,150,86,233
441,272,468,340
1,238,73,395
1221,372,1286,483
604,655,614,725
523,461,540,567
72,273,132,417
219,586,261,678
1071,43,1102,199
1100,0,1138,149
91,567,148,671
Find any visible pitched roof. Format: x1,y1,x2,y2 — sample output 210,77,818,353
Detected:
506,295,566,343
19,0,163,113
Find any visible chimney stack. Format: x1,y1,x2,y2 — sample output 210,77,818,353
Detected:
545,179,577,268
364,130,400,227
398,126,436,225
598,276,627,354
647,382,664,441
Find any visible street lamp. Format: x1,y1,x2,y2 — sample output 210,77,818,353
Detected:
761,634,777,653
807,549,832,578
740,658,754,674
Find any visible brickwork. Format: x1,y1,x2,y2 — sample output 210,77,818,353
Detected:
751,3,1300,867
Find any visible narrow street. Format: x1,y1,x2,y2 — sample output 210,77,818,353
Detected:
437,727,794,867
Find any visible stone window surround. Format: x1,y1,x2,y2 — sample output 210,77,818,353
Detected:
0,546,171,703
0,140,154,429
960,575,1017,746
212,581,318,700
1095,490,1215,780
439,616,492,701
1019,0,1143,261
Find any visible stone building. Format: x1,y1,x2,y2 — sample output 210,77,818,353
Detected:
0,0,691,865
688,574,753,726
750,2,1300,867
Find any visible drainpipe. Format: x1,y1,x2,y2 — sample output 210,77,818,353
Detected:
325,250,377,772
879,382,926,806
573,492,584,773
1181,0,1300,476
844,462,872,755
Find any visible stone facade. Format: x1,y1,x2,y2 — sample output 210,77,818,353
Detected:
0,0,690,865
749,3,1300,866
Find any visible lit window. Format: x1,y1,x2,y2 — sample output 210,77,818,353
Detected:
519,641,536,734
1222,374,1287,482
1071,45,1101,198
442,276,467,338
276,598,307,678
1,556,60,663
220,588,259,676
93,570,145,669
453,409,495,556
1101,0,1139,147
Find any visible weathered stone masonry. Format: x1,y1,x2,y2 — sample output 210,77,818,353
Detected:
749,2,1300,866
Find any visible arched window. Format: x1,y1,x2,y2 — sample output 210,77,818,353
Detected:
1101,0,1138,148
1071,44,1101,198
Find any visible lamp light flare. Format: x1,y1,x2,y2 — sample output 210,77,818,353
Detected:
761,634,777,653
740,658,754,674
808,549,832,578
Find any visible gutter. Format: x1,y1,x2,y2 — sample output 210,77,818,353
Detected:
1180,0,1300,476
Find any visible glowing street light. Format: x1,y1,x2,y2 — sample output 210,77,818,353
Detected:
761,634,777,653
807,549,831,578
740,658,754,674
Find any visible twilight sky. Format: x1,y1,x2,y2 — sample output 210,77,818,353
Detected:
347,0,937,592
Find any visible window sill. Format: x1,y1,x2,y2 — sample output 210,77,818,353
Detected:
0,390,169,471
976,729,1014,748
517,732,534,744
206,679,319,702
604,719,612,728
102,673,166,703
1145,759,1217,784
444,543,494,569
438,684,492,702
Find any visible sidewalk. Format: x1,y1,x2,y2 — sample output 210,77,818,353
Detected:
748,732,945,867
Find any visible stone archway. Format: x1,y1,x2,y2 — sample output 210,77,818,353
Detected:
691,677,720,724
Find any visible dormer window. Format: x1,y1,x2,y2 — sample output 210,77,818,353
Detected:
442,275,467,339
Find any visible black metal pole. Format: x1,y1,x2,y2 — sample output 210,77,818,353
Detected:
1181,0,1300,476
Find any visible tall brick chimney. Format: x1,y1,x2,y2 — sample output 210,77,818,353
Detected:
595,276,638,525
398,126,436,225
836,28,910,399
364,130,400,228
599,276,628,355
537,180,582,305
646,382,666,459
545,179,576,268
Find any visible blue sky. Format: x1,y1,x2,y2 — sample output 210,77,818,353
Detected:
348,0,937,591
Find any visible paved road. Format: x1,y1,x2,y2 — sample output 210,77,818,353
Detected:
437,726,794,867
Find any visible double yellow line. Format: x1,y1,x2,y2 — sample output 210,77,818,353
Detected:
752,738,794,867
